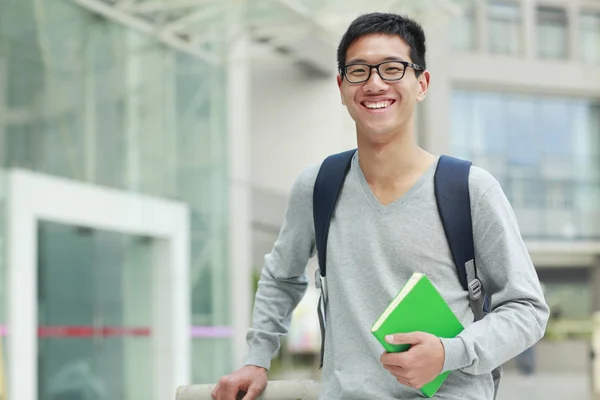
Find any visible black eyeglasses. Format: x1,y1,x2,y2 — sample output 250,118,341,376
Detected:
342,60,423,83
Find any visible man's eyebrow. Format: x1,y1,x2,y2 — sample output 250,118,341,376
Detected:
346,56,408,64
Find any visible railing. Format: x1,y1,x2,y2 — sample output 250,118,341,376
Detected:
176,380,320,400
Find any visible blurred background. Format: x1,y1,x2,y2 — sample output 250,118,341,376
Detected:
0,0,599,399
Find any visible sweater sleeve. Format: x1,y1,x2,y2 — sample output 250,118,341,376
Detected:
440,181,550,375
244,167,317,370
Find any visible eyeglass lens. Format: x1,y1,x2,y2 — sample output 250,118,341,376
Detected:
345,62,406,83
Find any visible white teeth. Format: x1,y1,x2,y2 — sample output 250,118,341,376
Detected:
364,101,392,109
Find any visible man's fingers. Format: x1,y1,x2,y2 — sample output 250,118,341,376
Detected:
210,383,219,399
241,384,263,400
383,364,413,380
395,375,421,389
396,377,412,387
381,351,411,368
393,372,415,388
385,331,424,345
384,365,405,376
382,362,421,388
222,377,242,400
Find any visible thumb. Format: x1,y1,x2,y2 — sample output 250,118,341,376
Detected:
241,383,264,400
385,331,423,345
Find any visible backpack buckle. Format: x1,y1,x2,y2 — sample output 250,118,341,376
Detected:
315,268,322,289
468,278,482,301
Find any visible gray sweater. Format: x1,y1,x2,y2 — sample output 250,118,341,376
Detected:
245,153,549,399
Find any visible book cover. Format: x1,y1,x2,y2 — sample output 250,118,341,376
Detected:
371,272,464,397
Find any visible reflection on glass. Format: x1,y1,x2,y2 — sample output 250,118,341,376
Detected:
2,0,231,382
451,90,600,239
581,11,600,65
536,6,568,59
37,221,153,400
488,1,521,55
452,5,476,52
192,338,232,384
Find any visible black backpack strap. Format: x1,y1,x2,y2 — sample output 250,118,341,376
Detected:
312,148,356,368
434,155,490,319
435,155,501,397
313,149,357,277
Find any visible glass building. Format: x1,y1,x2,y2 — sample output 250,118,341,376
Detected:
0,1,235,399
447,0,600,327
451,91,600,240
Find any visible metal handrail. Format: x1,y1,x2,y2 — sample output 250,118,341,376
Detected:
176,379,320,400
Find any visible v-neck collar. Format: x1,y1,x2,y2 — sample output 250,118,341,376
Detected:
352,151,439,214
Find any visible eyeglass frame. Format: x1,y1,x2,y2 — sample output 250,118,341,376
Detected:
341,60,424,84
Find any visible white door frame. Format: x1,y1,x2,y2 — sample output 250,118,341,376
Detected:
5,168,191,400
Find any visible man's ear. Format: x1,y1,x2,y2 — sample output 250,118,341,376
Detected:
416,70,430,102
337,74,347,105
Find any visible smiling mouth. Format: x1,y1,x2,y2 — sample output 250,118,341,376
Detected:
361,100,396,110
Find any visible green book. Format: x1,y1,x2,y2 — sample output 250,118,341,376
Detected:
371,272,464,398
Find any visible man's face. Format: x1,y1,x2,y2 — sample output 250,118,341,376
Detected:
337,34,429,141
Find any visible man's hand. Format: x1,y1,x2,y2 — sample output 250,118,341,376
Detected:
211,365,268,400
380,332,445,389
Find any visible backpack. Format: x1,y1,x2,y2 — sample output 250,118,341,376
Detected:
312,149,501,397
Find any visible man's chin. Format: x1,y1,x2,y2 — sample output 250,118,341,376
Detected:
357,130,399,146
361,126,396,138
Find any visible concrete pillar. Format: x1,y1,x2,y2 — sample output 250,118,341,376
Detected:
227,9,253,369
418,12,453,156
567,3,581,62
522,0,537,60
474,0,487,54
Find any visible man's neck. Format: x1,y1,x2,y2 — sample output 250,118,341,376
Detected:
356,130,434,188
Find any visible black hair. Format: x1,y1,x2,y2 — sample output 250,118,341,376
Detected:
337,12,427,77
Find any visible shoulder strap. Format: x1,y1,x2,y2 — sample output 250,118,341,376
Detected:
313,149,357,277
434,155,473,290
434,155,490,319
312,148,356,369
435,156,501,396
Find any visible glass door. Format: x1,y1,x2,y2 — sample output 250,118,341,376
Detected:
6,168,190,400
37,221,154,400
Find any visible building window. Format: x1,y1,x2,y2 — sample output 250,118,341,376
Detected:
537,6,568,60
488,1,521,55
452,91,600,239
452,5,476,52
581,11,600,64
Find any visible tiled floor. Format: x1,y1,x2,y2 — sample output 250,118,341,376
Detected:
496,371,590,400
273,368,593,399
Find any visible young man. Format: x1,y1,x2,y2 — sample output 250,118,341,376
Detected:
212,12,549,400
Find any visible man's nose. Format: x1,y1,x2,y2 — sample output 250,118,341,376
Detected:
363,68,389,92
